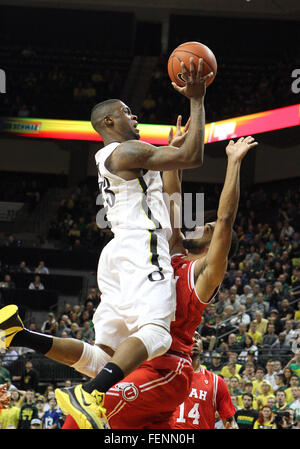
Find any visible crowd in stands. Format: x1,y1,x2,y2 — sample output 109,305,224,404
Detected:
47,178,113,250
0,286,101,429
0,43,130,121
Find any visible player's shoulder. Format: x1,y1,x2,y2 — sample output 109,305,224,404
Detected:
171,253,191,270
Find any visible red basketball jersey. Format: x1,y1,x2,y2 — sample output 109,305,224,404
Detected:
170,254,218,354
171,368,236,429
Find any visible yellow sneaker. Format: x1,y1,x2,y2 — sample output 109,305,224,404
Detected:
0,305,24,350
55,385,108,429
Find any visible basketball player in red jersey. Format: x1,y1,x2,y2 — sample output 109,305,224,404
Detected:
62,125,258,429
171,334,237,429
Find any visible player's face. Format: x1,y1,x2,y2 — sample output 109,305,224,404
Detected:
183,222,216,252
114,102,140,140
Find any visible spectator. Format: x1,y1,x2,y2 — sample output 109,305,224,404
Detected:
248,320,263,347
235,305,251,327
82,320,95,343
278,298,295,322
0,394,20,429
283,320,298,345
239,285,253,305
268,309,284,334
252,367,267,396
16,261,31,273
35,397,45,421
0,357,11,385
42,398,61,429
41,312,58,336
206,351,223,375
235,393,259,429
254,311,268,335
18,390,38,429
285,374,300,403
289,386,300,421
285,350,300,377
273,333,292,363
282,366,293,386
28,275,45,290
238,335,258,363
2,274,16,289
56,317,71,337
224,286,241,313
84,287,101,309
253,405,274,429
14,360,39,392
271,390,289,413
4,235,19,248
30,418,42,429
256,380,275,410
235,323,247,348
229,376,243,396
34,261,50,275
264,359,277,391
242,361,256,382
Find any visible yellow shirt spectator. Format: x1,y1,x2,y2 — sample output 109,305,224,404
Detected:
248,329,263,346
0,405,20,429
220,363,242,379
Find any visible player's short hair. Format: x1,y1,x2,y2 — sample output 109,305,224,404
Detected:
90,99,120,131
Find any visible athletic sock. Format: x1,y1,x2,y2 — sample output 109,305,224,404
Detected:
12,329,54,354
82,362,124,394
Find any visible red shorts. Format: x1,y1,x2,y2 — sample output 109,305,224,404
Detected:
105,353,193,429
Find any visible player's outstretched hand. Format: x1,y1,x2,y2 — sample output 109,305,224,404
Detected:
168,115,191,147
171,57,213,100
0,384,11,409
226,136,258,162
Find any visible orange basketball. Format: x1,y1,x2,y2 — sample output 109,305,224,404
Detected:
167,41,217,87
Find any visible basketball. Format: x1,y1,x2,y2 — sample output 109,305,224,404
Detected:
167,41,217,87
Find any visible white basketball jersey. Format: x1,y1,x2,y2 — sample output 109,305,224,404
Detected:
95,141,172,240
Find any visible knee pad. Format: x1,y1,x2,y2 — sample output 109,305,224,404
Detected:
71,342,111,378
132,324,172,361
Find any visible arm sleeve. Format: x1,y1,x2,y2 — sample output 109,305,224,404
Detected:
216,376,236,420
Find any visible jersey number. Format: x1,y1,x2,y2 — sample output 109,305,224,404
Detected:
176,402,200,425
99,177,115,207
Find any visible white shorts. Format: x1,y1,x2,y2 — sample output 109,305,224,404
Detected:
93,229,176,350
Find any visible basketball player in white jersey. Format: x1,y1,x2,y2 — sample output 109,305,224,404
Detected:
54,58,212,427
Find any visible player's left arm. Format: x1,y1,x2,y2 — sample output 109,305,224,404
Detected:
194,137,258,302
223,416,238,429
162,115,192,254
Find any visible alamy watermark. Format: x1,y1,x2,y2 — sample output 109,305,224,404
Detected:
0,69,6,94
291,69,300,94
96,189,206,239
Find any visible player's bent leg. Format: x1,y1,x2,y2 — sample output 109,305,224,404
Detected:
71,342,112,378
133,323,172,360
55,384,107,429
0,305,24,350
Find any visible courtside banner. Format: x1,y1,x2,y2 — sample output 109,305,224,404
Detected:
0,103,299,144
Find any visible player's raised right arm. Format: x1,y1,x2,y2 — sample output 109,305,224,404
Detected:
194,136,259,302
110,58,212,172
